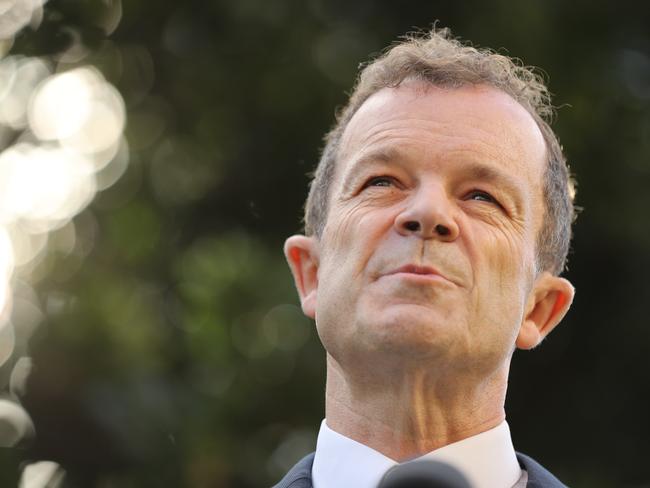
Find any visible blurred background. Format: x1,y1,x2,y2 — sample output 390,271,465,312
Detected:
0,0,649,486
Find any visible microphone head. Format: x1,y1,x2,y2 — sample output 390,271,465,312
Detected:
378,459,473,488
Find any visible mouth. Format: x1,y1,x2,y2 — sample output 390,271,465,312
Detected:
381,264,454,285
390,264,441,276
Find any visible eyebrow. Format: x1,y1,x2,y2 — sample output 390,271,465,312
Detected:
461,162,524,202
340,147,407,194
340,145,527,210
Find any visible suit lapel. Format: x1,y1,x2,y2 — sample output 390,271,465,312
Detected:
516,452,567,488
272,453,315,488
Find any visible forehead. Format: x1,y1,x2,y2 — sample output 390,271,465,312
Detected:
337,82,547,191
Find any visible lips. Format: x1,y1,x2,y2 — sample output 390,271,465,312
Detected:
390,264,441,276
375,262,459,287
379,263,456,285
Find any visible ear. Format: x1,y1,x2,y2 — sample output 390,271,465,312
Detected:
516,272,575,350
283,235,319,319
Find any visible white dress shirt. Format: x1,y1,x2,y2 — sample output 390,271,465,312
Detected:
311,419,525,488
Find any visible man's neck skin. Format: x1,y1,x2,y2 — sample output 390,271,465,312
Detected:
324,354,510,462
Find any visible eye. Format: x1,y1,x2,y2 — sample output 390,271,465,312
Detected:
465,189,500,206
363,176,395,188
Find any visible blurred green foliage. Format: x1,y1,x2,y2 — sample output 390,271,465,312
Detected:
2,0,650,486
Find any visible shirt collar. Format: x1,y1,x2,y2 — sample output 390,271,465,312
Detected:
311,419,522,488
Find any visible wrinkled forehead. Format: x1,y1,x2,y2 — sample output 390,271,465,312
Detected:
337,82,547,184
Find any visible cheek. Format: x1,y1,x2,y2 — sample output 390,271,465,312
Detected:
467,220,533,284
465,225,533,336
321,203,395,274
315,206,396,348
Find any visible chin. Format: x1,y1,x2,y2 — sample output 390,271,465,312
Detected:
357,304,460,358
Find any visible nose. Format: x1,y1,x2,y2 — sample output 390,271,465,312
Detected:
394,183,459,241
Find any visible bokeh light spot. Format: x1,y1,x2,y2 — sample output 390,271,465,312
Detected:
0,226,14,317
10,356,32,397
0,143,96,229
0,316,15,367
29,66,126,155
19,460,65,488
0,56,50,129
0,399,34,447
0,0,48,40
262,304,311,352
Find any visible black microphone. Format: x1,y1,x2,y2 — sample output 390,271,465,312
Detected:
377,459,473,488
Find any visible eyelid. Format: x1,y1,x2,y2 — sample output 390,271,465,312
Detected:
467,189,495,200
465,189,507,212
362,175,398,188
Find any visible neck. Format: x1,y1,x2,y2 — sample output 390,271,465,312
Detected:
324,354,509,461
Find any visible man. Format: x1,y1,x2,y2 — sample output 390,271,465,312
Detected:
276,27,576,488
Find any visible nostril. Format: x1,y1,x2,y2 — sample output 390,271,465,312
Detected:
435,224,450,236
405,221,420,232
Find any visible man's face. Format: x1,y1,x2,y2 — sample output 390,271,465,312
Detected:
291,82,558,377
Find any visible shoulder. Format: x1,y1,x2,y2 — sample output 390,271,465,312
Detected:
271,452,315,488
516,452,568,488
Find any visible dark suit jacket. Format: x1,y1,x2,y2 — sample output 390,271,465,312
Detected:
272,451,567,488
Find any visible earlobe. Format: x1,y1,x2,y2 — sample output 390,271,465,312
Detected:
516,273,575,350
283,235,320,319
